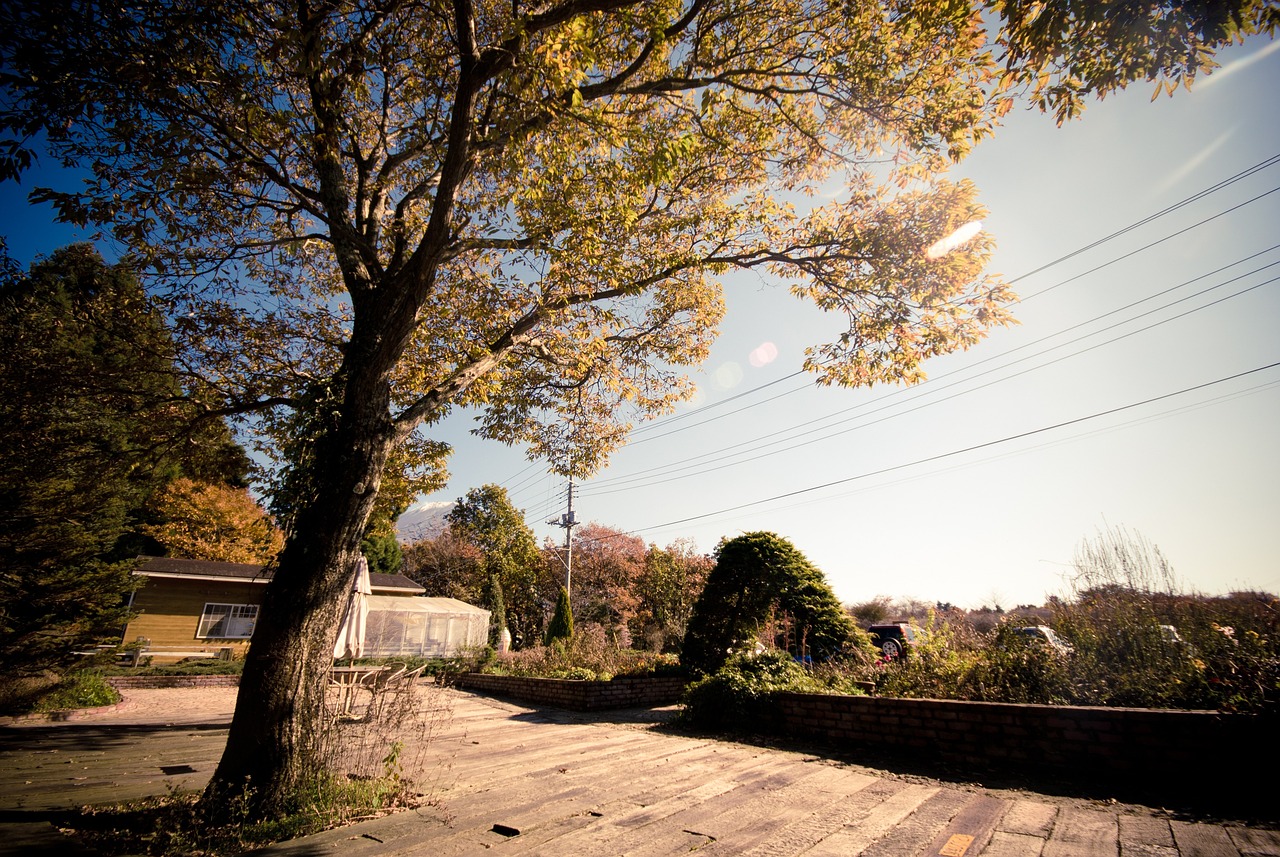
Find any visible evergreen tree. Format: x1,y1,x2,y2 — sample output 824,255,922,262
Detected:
545,587,574,646
0,245,243,673
359,532,404,576
483,572,508,648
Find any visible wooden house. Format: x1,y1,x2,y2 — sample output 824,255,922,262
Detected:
123,556,426,663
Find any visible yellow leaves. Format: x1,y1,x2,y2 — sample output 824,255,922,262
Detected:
779,176,1014,389
143,478,284,564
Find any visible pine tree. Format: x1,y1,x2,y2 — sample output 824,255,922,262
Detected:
545,588,574,646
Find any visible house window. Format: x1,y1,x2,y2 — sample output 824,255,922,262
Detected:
196,603,258,639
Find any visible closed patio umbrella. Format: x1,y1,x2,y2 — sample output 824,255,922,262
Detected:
333,556,373,659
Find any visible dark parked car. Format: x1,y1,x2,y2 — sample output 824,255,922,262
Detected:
866,622,923,659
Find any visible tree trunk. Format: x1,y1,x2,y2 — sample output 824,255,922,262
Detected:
201,384,393,820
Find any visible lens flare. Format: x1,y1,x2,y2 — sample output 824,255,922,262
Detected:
749,341,778,367
713,361,743,390
925,220,983,259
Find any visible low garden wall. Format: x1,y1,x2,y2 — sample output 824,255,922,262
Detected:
456,676,1276,806
456,673,687,711
108,674,241,689
768,691,1278,791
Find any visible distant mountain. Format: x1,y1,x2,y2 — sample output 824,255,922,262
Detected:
395,500,453,543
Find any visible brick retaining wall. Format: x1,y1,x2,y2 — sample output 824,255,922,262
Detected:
769,691,1277,787
457,673,687,711
457,675,1277,796
108,674,241,689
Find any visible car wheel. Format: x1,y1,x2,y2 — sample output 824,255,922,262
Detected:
881,639,903,659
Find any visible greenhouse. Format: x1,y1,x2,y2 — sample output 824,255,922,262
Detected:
362,595,491,658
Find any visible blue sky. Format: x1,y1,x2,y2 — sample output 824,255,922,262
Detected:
4,36,1277,610
418,36,1280,608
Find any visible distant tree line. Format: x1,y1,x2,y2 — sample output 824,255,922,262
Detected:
401,484,713,652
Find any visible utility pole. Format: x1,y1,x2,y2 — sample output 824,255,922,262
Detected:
547,476,577,607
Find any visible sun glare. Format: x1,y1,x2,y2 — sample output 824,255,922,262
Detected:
925,220,983,259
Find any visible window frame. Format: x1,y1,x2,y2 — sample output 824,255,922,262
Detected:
196,602,259,640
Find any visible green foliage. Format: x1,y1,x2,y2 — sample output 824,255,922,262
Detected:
448,486,544,648
1052,526,1278,712
489,623,681,681
632,540,712,653
107,659,245,678
678,649,824,731
957,623,1075,705
0,246,235,674
360,532,404,576
33,670,121,712
994,0,1278,123
872,613,984,700
1187,613,1279,714
682,532,854,676
847,597,894,625
0,245,257,678
483,572,508,646
545,587,575,646
817,589,1279,714
1050,589,1279,713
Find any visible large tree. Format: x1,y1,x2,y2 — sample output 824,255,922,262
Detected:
447,484,544,646
0,244,246,675
2,0,1273,820
634,539,712,652
144,478,285,564
561,522,647,641
402,529,485,601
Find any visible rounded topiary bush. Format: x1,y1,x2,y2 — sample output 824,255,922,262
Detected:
682,532,853,677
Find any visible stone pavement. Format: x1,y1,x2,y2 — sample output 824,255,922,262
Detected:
1,684,1277,856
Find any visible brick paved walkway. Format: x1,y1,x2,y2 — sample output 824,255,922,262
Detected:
1,685,1276,856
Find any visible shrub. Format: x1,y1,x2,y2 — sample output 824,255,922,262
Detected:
485,623,682,681
682,532,853,676
545,587,574,645
959,624,1074,704
34,670,121,712
678,649,824,731
874,614,984,700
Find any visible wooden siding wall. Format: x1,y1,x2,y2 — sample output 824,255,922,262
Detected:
123,577,264,657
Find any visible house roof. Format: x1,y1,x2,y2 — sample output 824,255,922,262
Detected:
368,572,425,595
366,595,490,616
135,556,425,594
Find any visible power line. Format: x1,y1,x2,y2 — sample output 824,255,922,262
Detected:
738,376,1280,521
1018,184,1280,302
581,251,1280,495
633,360,1280,534
598,161,1280,449
496,156,1280,509
1008,153,1280,288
